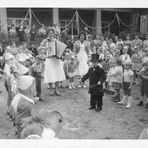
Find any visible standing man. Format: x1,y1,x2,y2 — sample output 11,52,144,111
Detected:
81,54,106,112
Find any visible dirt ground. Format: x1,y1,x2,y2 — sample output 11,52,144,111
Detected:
0,76,148,139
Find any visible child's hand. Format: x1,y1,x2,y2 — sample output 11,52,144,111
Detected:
128,85,132,89
98,81,101,85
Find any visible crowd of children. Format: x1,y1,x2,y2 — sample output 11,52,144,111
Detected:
1,28,148,138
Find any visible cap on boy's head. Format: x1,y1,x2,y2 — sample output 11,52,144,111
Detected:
17,75,35,90
90,54,99,63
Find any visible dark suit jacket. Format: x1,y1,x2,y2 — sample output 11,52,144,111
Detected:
81,65,106,95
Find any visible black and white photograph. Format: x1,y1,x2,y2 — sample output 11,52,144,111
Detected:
0,1,148,145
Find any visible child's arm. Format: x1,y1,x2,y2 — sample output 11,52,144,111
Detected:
81,69,89,83
129,73,134,89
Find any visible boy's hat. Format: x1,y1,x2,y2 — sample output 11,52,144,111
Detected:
90,54,100,62
17,75,35,90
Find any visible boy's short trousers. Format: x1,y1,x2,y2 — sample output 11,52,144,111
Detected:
123,82,131,96
112,82,122,90
140,79,148,97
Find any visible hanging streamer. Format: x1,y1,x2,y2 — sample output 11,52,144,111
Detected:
116,13,120,27
59,11,76,29
31,9,44,27
31,9,76,30
17,9,30,27
118,13,139,27
78,12,117,29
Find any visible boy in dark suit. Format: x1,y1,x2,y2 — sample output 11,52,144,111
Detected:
81,54,106,112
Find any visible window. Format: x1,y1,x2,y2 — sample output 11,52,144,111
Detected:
7,17,29,28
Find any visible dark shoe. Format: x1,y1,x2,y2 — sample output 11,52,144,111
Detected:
133,82,136,85
55,91,61,96
95,107,102,112
114,99,120,103
39,98,43,101
137,101,143,106
113,96,120,102
89,106,96,110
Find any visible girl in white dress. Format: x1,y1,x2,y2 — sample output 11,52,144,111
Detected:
74,32,90,87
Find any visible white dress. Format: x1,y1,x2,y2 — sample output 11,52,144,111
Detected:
43,41,66,83
76,43,89,76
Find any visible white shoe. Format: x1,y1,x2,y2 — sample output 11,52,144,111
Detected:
82,85,86,88
117,95,126,105
69,85,72,90
126,97,132,109
78,85,82,88
72,85,75,89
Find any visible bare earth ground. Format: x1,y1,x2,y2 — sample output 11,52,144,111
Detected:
0,76,148,139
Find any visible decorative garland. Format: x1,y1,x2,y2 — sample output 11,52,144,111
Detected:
78,11,117,29
28,9,140,30
116,13,139,27
31,9,76,29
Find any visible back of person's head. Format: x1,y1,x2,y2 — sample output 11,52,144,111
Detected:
41,111,63,136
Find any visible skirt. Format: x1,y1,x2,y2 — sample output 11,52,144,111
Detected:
76,51,89,76
44,57,66,83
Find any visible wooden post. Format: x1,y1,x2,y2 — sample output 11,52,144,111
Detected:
76,11,79,35
0,8,7,34
53,8,59,25
96,9,102,34
29,8,32,28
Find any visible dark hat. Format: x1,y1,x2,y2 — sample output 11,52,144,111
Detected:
90,54,100,62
